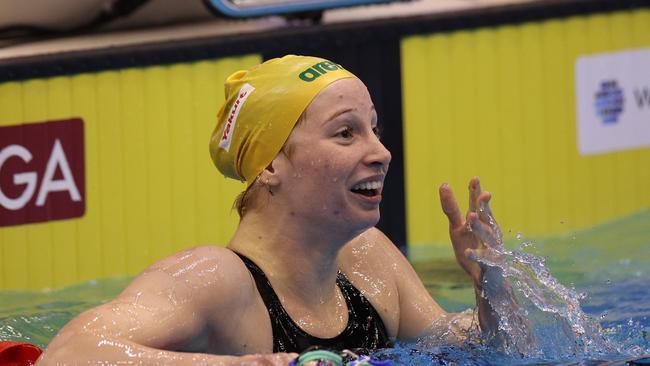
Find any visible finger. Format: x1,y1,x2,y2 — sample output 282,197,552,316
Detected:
468,213,500,248
468,176,481,213
439,183,463,229
478,191,503,244
477,191,493,223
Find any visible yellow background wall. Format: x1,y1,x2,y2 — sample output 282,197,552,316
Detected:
0,54,261,289
3,7,650,290
402,9,650,247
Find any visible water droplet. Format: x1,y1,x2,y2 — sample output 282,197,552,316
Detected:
519,240,534,249
332,177,338,182
605,279,612,285
516,232,523,240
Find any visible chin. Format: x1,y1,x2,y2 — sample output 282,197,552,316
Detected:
348,210,381,233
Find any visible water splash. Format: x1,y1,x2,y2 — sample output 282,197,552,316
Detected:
379,238,639,365
476,245,616,359
472,204,615,358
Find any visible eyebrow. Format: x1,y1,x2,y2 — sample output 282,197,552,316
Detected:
323,108,355,125
323,105,377,126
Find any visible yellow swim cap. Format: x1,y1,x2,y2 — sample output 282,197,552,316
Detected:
209,55,357,186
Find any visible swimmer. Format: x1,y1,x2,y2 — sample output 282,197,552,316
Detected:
39,55,513,365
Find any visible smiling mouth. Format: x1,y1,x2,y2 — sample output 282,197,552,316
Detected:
351,188,378,197
350,181,382,197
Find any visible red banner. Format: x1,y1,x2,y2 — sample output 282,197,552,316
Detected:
0,118,85,227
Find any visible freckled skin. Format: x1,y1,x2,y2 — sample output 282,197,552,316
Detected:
40,78,507,365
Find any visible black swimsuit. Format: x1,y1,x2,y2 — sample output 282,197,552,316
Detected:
235,253,391,353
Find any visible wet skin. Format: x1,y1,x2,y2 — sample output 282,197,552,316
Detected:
39,78,506,365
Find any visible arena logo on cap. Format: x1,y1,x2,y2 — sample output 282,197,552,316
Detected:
299,61,343,82
220,83,254,152
0,118,85,227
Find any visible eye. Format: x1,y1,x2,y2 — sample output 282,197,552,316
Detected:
336,126,354,139
372,125,383,139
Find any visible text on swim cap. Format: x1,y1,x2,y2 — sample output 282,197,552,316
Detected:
219,83,255,152
299,61,343,82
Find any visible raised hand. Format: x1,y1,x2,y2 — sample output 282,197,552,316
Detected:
439,177,502,286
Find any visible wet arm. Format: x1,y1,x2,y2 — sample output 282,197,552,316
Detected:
38,247,295,366
359,228,477,344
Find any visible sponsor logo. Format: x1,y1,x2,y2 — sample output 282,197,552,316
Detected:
299,61,343,82
594,80,624,124
0,118,85,227
575,47,650,155
633,86,650,109
219,83,254,152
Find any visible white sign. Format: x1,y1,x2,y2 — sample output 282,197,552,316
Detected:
575,47,650,155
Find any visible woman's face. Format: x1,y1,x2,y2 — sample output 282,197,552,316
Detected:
273,78,391,233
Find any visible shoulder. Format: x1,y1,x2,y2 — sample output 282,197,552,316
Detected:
126,245,257,309
143,245,248,277
339,227,406,270
338,228,406,337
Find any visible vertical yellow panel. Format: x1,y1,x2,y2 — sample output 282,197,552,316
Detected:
0,82,27,288
609,11,636,219
71,73,103,282
47,76,78,288
541,19,572,233
96,71,126,277
402,36,436,244
192,61,221,246
143,66,173,263
168,64,197,253
120,68,150,275
22,79,53,289
520,23,549,234
425,35,456,244
564,16,594,230
0,226,28,289
632,10,650,208
473,28,503,226
495,25,526,235
585,14,617,227
450,31,479,192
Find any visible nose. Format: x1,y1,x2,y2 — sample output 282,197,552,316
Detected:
366,135,391,172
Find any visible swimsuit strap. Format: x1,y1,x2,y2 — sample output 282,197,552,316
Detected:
234,252,391,353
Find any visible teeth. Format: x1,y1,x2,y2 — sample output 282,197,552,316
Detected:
352,181,383,191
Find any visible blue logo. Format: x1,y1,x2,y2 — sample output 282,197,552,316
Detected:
594,80,624,124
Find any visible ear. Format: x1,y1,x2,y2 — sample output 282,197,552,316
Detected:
258,152,288,189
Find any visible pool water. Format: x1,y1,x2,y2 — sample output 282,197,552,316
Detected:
1,209,649,365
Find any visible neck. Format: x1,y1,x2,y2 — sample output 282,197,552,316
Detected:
228,207,360,305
